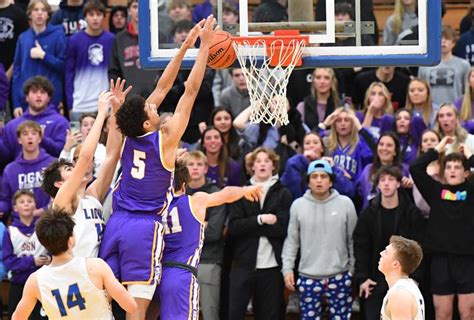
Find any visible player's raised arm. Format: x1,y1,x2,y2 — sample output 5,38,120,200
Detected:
53,92,112,211
87,79,131,202
95,258,138,313
146,20,204,107
12,273,40,320
161,15,215,158
191,185,262,223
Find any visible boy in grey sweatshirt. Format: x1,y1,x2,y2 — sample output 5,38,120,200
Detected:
282,159,357,319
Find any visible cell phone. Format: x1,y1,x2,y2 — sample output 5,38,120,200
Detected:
70,121,80,132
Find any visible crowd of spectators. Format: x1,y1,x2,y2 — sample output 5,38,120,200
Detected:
1,0,474,319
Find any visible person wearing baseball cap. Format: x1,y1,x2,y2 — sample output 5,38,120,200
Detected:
282,158,358,319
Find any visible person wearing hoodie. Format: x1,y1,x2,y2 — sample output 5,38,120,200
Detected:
185,150,226,320
0,121,55,220
1,76,69,162
12,0,67,115
49,0,86,36
3,190,49,319
108,0,157,98
282,159,357,320
228,147,291,320
109,6,128,34
353,165,425,320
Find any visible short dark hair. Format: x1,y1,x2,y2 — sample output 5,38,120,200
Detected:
253,1,288,23
13,189,35,204
174,161,190,190
23,76,54,97
116,95,148,137
335,2,353,19
36,210,75,256
444,152,469,171
42,159,74,198
172,19,194,35
373,165,403,185
83,0,106,16
390,235,423,275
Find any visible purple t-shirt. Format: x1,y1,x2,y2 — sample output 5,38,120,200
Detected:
206,159,241,187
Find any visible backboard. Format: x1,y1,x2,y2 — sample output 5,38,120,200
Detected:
138,0,441,69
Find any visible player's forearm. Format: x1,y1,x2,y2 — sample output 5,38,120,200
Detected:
79,112,107,163
209,186,249,207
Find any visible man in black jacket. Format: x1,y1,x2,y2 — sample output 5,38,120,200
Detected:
410,137,474,320
228,147,292,320
186,150,226,320
354,165,424,320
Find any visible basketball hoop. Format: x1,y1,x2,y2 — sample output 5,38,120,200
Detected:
232,30,309,126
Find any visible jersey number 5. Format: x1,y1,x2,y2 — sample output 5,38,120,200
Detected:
131,150,146,179
51,283,86,316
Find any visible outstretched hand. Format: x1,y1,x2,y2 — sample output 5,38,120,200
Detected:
243,185,263,202
109,78,132,112
97,91,114,115
199,15,216,47
182,20,204,49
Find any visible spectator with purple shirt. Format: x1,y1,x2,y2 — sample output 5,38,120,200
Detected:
200,126,241,187
356,132,412,210
3,190,49,319
455,67,474,134
65,1,115,118
12,0,67,116
357,82,395,140
0,121,55,220
0,63,8,114
393,108,426,165
1,76,69,161
323,107,375,182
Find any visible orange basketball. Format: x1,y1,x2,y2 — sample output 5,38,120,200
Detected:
207,30,236,69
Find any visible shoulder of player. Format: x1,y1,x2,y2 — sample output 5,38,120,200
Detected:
388,287,417,309
24,272,40,297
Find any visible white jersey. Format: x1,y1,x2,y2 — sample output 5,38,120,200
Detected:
9,225,47,257
72,195,105,258
36,256,112,320
381,278,425,320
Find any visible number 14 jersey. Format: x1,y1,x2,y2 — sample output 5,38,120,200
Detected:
113,131,174,214
36,257,112,319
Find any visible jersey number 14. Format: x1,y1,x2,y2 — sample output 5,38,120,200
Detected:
51,283,86,316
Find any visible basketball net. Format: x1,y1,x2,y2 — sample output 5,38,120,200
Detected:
232,37,307,126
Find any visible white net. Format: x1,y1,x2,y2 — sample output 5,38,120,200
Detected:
232,38,306,126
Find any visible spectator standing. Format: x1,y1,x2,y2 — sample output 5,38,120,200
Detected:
405,78,439,128
12,0,67,114
0,0,28,73
393,108,426,165
0,63,8,114
65,1,115,117
353,165,424,320
383,0,418,45
3,190,49,319
185,151,226,320
0,121,55,219
455,67,474,134
203,107,241,160
296,68,340,132
49,0,86,36
219,68,250,118
418,26,470,105
353,67,410,110
454,22,474,65
282,159,357,319
108,0,157,98
228,147,291,320
1,76,69,160
410,137,474,320
108,6,127,34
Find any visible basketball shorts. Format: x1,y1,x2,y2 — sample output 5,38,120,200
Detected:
431,254,474,295
99,211,164,286
158,266,200,320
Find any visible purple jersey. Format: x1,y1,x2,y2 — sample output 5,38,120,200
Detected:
162,194,204,268
113,131,173,213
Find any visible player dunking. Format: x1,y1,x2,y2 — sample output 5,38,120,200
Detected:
41,79,130,258
12,212,137,319
379,235,425,320
98,15,216,319
158,161,262,320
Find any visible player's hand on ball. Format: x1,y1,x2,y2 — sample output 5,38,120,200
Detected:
199,15,216,46
243,185,262,202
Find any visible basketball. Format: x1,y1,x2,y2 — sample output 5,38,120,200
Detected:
207,30,236,69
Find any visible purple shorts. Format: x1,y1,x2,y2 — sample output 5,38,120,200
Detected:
158,267,199,320
98,211,164,285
